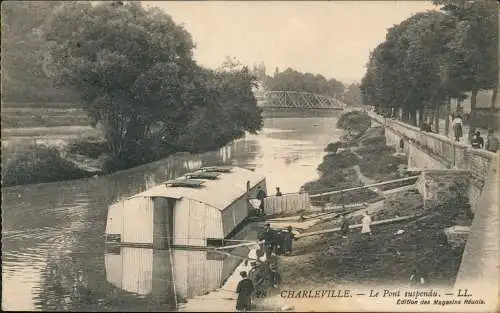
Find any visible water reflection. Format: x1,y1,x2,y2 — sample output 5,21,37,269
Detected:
104,247,248,303
2,114,342,311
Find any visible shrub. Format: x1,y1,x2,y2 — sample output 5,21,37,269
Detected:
336,111,371,135
2,145,89,186
317,150,359,174
68,139,108,158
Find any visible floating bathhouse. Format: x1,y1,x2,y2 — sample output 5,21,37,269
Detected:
105,166,266,248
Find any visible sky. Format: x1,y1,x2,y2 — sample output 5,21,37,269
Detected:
142,1,438,85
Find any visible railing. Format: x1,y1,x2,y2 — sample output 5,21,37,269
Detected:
263,192,310,215
367,111,497,176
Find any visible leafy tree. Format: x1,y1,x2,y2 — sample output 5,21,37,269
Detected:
265,68,344,98
42,2,262,170
434,0,498,136
343,83,362,106
43,1,196,160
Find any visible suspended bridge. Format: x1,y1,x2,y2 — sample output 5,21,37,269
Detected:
256,90,346,110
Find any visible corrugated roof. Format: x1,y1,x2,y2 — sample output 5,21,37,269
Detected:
129,167,265,211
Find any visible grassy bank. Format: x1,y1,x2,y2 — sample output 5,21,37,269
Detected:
278,178,468,287
302,110,407,206
1,144,97,187
261,111,469,300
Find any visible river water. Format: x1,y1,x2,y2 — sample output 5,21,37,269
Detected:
2,112,343,311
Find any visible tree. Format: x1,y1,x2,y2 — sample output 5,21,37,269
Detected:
265,67,344,98
434,0,498,136
361,10,466,127
42,2,262,169
343,83,362,107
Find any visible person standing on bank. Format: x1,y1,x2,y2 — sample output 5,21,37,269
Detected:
275,187,282,196
340,214,350,239
282,226,295,255
256,187,267,216
452,114,463,142
361,211,372,236
236,271,254,311
471,131,484,149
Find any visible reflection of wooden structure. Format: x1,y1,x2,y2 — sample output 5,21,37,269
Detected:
106,167,266,248
104,247,244,300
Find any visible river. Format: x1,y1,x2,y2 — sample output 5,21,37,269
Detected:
2,112,343,311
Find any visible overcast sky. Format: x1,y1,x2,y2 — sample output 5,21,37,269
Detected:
142,1,438,84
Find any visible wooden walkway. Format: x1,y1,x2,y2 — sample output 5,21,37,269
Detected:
178,249,259,312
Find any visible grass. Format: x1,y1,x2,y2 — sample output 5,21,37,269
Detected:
302,112,408,207
1,144,94,187
357,144,407,182
1,106,90,128
278,188,464,288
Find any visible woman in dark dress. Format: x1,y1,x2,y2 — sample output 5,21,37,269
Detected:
236,271,254,311
282,226,295,255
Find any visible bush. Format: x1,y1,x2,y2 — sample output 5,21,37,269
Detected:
324,141,349,153
2,145,89,186
336,111,371,135
317,150,359,174
68,138,108,158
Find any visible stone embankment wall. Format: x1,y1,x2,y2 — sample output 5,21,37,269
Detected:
368,111,497,214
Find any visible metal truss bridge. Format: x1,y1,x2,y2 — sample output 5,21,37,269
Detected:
256,91,346,109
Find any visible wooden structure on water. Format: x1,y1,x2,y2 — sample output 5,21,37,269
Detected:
105,166,266,248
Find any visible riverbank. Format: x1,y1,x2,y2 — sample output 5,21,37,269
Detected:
302,111,408,206
253,110,469,311
1,128,247,187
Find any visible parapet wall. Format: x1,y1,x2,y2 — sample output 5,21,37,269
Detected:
367,111,497,213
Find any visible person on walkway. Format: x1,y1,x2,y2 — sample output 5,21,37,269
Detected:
340,214,350,239
452,114,463,142
269,263,281,288
256,187,267,216
236,271,254,311
486,129,499,152
471,131,484,149
275,187,282,196
261,223,276,256
361,211,372,236
282,226,295,255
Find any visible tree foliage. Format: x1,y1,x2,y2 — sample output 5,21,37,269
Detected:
42,1,262,170
264,68,344,98
361,1,498,128
343,83,363,107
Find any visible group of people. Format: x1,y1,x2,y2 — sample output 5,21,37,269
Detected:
259,223,295,256
255,186,283,216
451,114,498,151
236,225,288,311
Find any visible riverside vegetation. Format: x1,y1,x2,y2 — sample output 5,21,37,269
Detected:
1,2,264,187
263,110,472,297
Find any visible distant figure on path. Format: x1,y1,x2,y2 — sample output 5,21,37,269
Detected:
236,271,254,311
340,214,350,239
452,114,463,142
486,129,499,152
256,187,267,215
282,226,295,255
471,131,484,149
361,211,372,235
275,187,282,196
269,263,281,288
